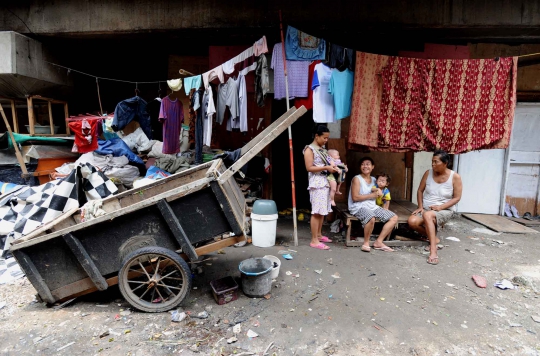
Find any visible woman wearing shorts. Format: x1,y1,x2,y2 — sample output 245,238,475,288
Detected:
348,157,398,253
303,125,338,250
408,150,463,265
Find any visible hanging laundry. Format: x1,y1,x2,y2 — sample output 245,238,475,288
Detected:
183,75,202,95
159,96,184,154
222,36,268,76
192,88,204,164
326,43,355,71
226,74,248,132
167,79,183,92
312,63,335,123
147,98,163,141
328,68,354,120
202,86,216,147
378,56,517,153
253,36,269,56
255,55,270,107
217,77,239,125
271,43,310,100
295,60,321,110
285,26,326,61
348,52,391,150
102,115,118,140
69,118,99,153
112,96,152,139
202,65,225,89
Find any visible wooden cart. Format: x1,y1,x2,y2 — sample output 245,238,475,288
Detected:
9,106,306,312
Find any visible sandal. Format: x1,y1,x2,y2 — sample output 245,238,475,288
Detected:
361,245,371,252
374,246,394,252
427,256,439,265
319,236,333,243
310,242,330,250
424,244,443,251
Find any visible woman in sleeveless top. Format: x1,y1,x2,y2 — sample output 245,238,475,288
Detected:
408,150,463,265
348,157,398,252
303,125,339,250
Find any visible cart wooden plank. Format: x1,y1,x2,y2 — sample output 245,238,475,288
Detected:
463,213,539,234
63,233,108,291
506,217,540,226
156,199,198,261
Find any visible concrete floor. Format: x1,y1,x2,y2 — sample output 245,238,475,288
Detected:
1,215,539,355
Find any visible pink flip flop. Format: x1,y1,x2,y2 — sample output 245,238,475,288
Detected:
319,236,333,243
310,242,330,250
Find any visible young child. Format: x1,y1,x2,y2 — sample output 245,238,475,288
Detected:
327,149,348,206
371,173,391,210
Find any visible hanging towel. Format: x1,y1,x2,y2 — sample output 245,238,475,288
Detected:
285,26,326,61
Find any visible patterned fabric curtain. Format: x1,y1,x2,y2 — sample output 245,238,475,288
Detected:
378,57,517,153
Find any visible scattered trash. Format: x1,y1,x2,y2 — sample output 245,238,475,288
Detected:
53,298,77,310
508,321,522,327
446,283,455,287
120,310,131,316
531,315,540,323
330,220,341,233
233,324,242,334
124,329,131,334
445,237,460,242
327,258,333,265
33,336,43,344
461,324,468,329
494,279,516,290
195,311,209,319
328,294,333,298
368,273,376,277
471,228,501,236
56,342,75,352
171,310,187,322
264,294,271,299
217,249,226,254
285,271,292,276
253,320,260,327
99,330,110,338
472,275,487,288
464,249,475,254
492,239,505,245
282,254,293,260
331,272,341,279
247,329,259,338
227,337,238,344
380,297,385,301
281,324,287,328
314,269,322,274
0,301,6,310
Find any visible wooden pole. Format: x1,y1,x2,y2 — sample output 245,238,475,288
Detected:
279,10,299,247
64,103,70,135
10,100,19,133
27,97,35,136
0,104,28,175
48,101,54,135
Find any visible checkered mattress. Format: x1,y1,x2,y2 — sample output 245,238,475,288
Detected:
0,163,118,251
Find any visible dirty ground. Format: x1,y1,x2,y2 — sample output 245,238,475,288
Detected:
0,215,539,355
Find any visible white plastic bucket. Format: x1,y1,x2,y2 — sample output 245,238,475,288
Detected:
251,213,278,247
263,255,281,279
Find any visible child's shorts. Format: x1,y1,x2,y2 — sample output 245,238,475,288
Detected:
327,174,336,182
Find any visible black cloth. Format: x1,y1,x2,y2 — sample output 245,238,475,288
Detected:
147,99,163,141
192,88,204,164
325,43,355,71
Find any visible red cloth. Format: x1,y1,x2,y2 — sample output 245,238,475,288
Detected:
295,60,320,110
68,119,99,153
378,57,517,153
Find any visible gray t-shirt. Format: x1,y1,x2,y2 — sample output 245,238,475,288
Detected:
217,78,239,125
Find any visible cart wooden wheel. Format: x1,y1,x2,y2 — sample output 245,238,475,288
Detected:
118,247,192,313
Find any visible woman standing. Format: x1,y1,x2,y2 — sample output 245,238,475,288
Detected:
348,157,398,252
408,150,463,265
303,125,338,250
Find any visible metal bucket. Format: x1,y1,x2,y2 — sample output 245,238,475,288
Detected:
238,258,273,298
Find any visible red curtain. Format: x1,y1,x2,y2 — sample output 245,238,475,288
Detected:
378,57,517,153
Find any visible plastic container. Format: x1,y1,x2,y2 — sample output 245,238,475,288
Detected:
210,276,239,305
263,255,281,279
251,200,278,247
238,258,273,297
